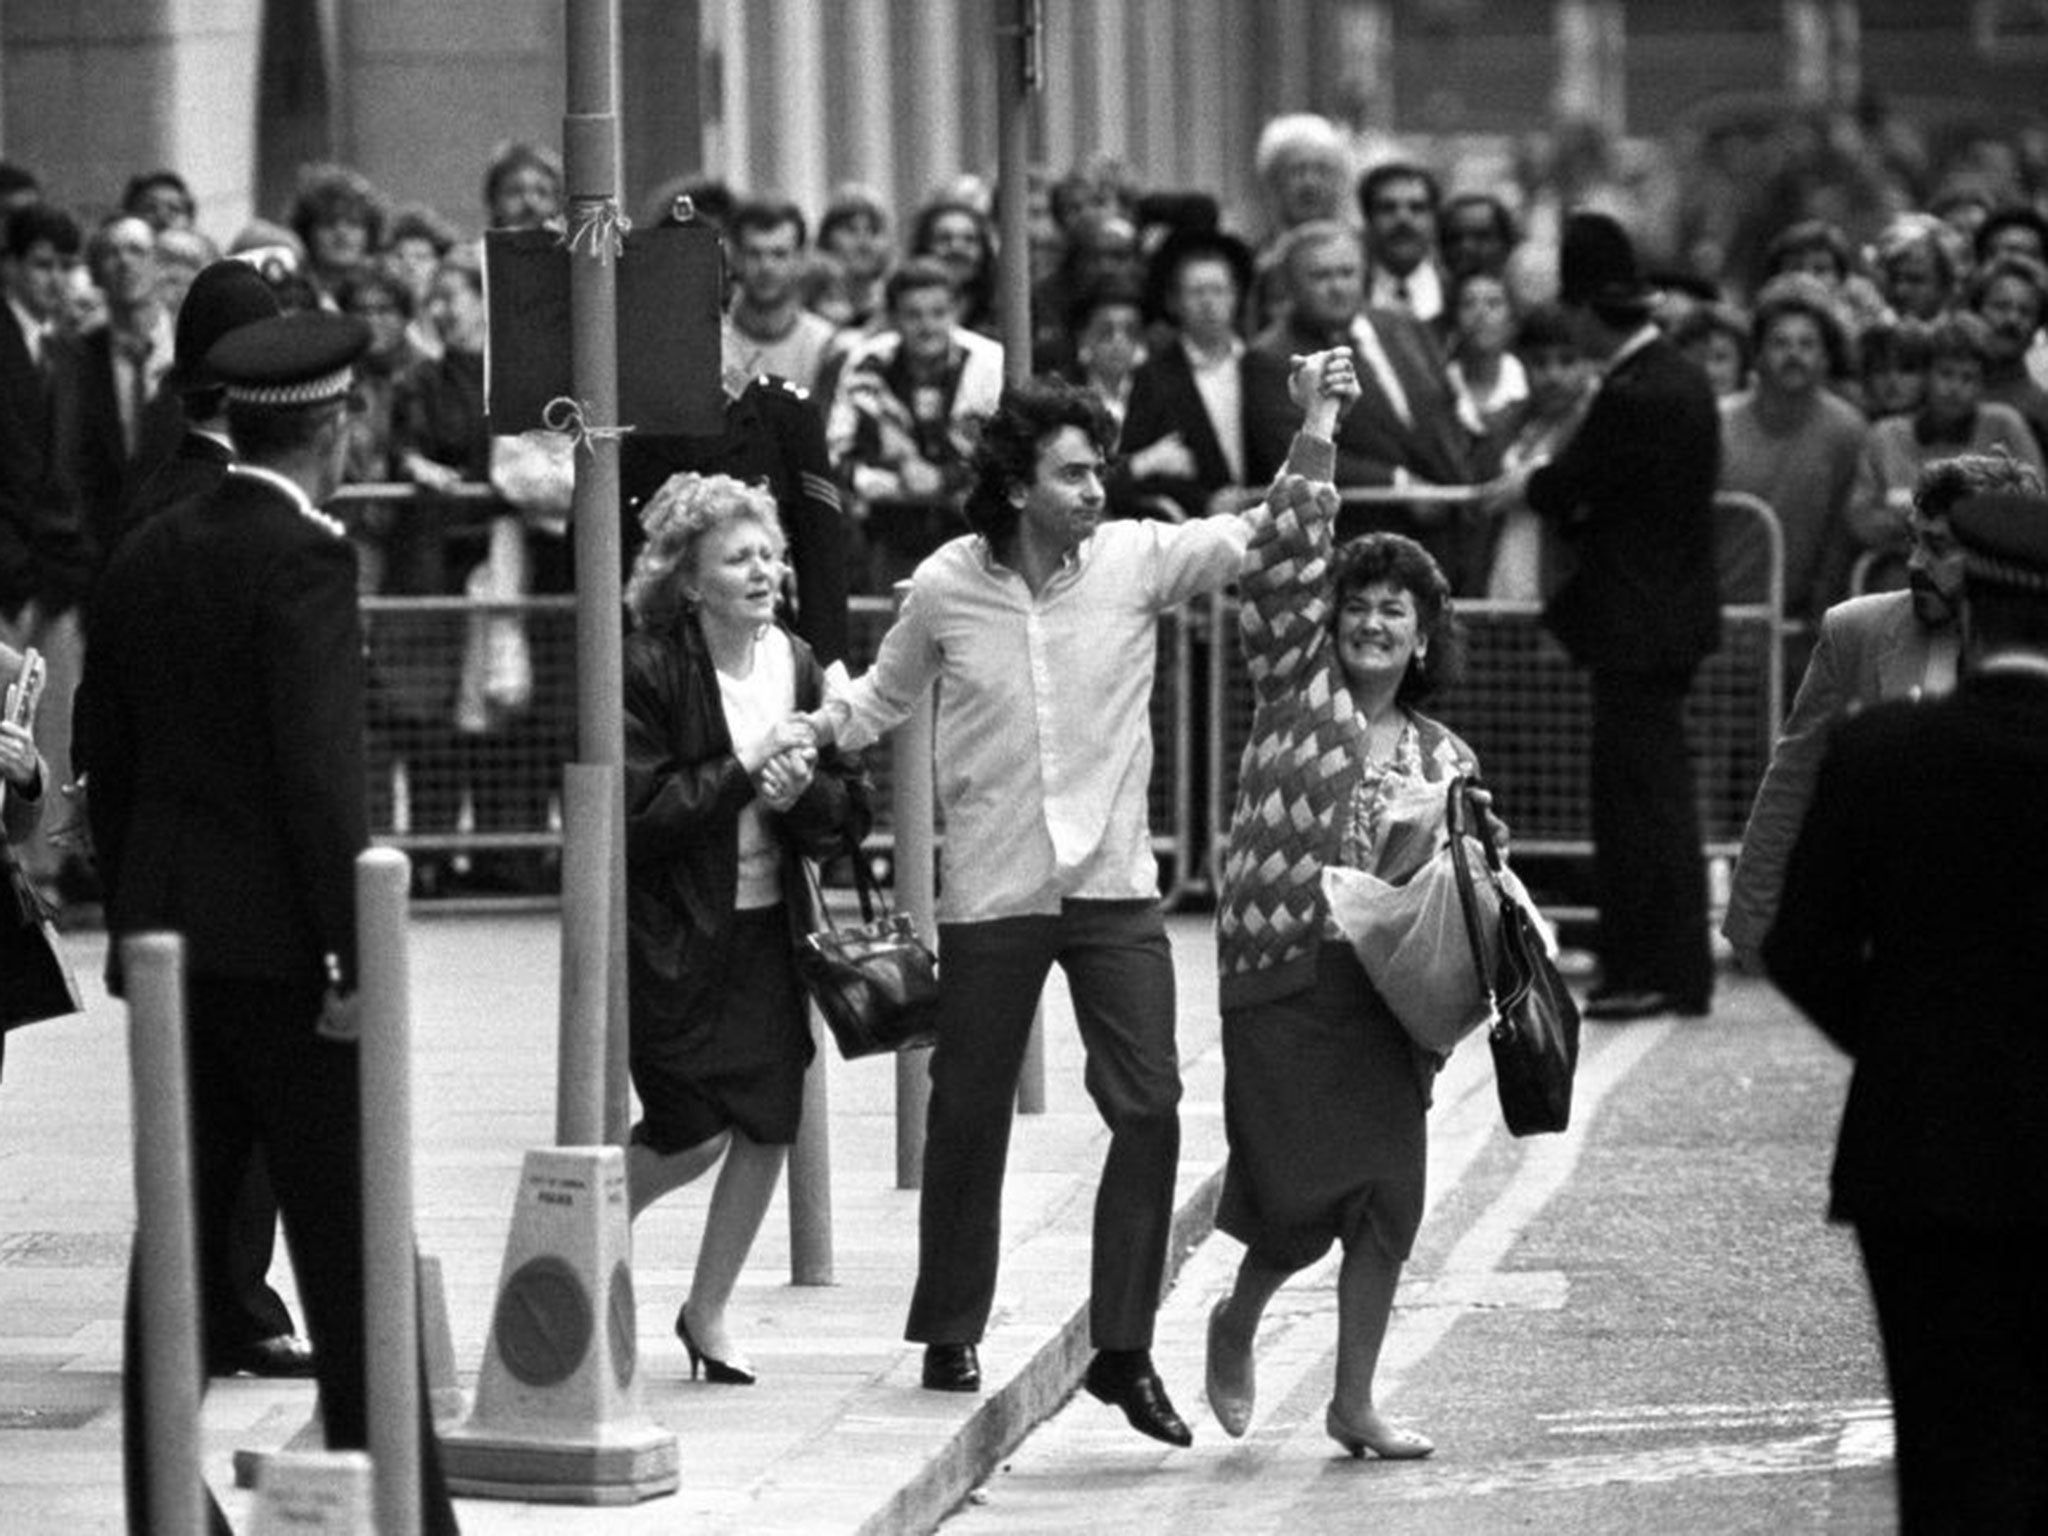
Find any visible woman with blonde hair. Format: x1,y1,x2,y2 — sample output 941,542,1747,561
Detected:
622,472,868,1382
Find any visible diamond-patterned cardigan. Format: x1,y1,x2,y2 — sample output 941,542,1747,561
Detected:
1214,445,1477,1013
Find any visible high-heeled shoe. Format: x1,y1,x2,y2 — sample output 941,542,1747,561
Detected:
675,1305,756,1385
1205,1301,1255,1439
1325,1401,1433,1460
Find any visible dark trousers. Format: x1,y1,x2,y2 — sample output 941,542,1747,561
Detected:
1588,666,1713,1005
907,900,1181,1352
203,1152,295,1352
1858,1223,2048,1536
123,975,458,1536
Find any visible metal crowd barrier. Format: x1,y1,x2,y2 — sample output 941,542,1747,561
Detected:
349,481,1786,917
359,593,579,858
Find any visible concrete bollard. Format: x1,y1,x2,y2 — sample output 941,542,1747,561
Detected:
788,1006,833,1284
890,581,937,1191
357,847,422,1536
249,1450,375,1536
123,933,207,1536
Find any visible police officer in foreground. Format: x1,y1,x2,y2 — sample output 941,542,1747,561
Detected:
87,254,322,1382
85,312,459,1535
1765,490,2048,1536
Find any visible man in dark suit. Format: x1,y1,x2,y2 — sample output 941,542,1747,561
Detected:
1244,220,1477,586
85,312,458,1536
69,213,184,590
1511,211,1721,1020
84,255,317,1380
1117,226,1290,521
1,204,92,902
1764,488,2048,1536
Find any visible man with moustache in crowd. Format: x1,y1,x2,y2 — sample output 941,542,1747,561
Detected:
1723,451,2042,968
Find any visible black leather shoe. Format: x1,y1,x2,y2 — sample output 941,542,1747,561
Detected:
1084,1353,1192,1448
921,1342,981,1393
211,1333,316,1378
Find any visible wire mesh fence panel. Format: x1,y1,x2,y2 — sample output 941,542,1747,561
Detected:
362,595,579,859
352,523,1778,909
1428,603,1594,849
1687,613,1779,849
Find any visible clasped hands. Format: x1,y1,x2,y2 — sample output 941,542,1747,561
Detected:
1265,347,1360,525
751,714,821,812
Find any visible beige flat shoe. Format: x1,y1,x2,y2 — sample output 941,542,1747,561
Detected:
1325,1401,1434,1460
1204,1301,1254,1439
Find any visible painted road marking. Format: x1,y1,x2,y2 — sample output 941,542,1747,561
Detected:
1379,1019,1675,1383
1357,1399,1895,1502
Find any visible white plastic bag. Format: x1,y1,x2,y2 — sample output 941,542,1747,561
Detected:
1324,837,1499,1054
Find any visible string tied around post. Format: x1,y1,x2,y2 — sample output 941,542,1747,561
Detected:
562,200,632,261
535,396,636,455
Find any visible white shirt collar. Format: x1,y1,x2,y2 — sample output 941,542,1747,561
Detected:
1181,333,1244,369
7,296,50,361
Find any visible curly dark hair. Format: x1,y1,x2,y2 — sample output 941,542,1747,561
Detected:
286,162,388,253
1750,272,1850,380
1327,532,1463,706
962,377,1115,546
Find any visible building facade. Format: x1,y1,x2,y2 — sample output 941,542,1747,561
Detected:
1,1,2041,253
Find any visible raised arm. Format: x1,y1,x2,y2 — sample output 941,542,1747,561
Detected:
1238,350,1353,698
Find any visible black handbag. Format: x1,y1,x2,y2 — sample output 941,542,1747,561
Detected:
795,843,940,1060
2,853,81,1031
1447,778,1580,1136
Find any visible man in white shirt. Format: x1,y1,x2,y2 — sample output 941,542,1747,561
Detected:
808,357,1353,1447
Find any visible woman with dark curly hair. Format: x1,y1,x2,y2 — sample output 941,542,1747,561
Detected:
1206,501,1484,1459
286,162,389,305
908,195,1000,338
622,472,869,1384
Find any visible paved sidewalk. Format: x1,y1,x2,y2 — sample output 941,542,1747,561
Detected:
0,909,1230,1535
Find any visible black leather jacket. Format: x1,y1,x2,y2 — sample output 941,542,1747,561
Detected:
622,613,870,1034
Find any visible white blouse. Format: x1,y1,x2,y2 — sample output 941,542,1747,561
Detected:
718,625,798,910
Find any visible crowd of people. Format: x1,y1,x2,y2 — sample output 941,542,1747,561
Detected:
5,98,2048,1531
6,110,2048,907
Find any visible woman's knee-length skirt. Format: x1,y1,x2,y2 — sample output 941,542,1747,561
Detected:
1216,940,1433,1271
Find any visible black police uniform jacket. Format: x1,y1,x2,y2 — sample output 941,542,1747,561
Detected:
1764,671,2048,1228
84,468,367,991
622,612,870,1037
